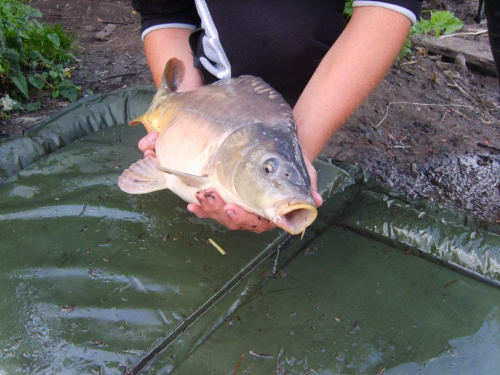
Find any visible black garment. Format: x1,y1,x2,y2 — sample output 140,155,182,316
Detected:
131,0,422,105
484,0,500,92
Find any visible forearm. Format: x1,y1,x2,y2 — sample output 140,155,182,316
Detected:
293,6,412,162
144,28,203,90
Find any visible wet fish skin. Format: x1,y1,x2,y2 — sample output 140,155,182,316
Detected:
119,58,317,235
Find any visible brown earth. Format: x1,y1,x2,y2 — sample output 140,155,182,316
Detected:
1,0,499,223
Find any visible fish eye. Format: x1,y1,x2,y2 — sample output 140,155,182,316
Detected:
262,157,280,174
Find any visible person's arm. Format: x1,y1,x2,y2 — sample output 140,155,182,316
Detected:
138,28,203,157
144,28,203,90
294,6,411,162
191,6,412,232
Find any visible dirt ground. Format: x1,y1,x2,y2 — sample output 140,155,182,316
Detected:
2,0,499,224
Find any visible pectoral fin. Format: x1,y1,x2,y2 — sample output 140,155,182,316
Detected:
156,165,209,186
119,157,209,194
118,157,168,194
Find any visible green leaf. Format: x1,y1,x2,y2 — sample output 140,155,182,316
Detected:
2,47,20,64
21,101,41,111
0,59,9,73
343,0,353,18
28,73,45,89
49,70,57,79
11,71,29,98
58,80,79,102
25,5,43,19
25,49,51,65
414,10,463,38
0,24,6,51
47,32,60,47
52,89,59,99
396,37,412,62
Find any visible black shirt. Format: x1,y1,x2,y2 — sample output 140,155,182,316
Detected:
132,0,422,105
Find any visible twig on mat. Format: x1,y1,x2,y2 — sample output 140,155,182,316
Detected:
230,354,245,375
249,350,274,359
208,237,226,255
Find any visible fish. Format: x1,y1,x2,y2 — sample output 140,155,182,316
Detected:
118,58,317,235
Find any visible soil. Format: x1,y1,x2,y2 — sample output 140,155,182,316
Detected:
1,0,499,223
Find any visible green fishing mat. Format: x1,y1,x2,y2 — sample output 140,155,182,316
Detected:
1,87,499,374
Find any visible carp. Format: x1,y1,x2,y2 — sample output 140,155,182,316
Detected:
118,58,317,235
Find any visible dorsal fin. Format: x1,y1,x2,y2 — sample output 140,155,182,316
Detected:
161,58,185,92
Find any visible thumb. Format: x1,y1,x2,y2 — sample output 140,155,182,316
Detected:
305,159,323,207
138,131,159,154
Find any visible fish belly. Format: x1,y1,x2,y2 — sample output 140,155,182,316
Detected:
155,111,225,203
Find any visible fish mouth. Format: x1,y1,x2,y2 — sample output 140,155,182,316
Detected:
273,203,318,236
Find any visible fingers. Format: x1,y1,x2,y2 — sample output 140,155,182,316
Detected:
144,150,156,158
224,204,277,233
187,189,276,233
312,189,323,207
186,158,322,233
138,131,159,155
304,159,323,208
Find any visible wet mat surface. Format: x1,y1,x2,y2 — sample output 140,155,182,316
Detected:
1,88,499,374
0,124,291,373
168,226,500,374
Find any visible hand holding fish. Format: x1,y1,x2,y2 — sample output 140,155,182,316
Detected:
187,189,277,233
138,128,321,234
138,130,280,233
187,161,322,233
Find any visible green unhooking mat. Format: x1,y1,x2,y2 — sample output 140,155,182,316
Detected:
0,87,499,374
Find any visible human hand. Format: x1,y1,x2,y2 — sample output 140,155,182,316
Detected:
137,131,322,233
187,159,322,234
187,189,277,233
138,131,159,158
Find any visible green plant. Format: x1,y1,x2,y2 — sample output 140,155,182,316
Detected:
397,37,413,63
413,10,464,38
341,4,463,62
397,10,463,61
343,0,354,18
0,0,80,104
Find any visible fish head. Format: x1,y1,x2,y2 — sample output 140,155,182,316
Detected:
214,123,317,235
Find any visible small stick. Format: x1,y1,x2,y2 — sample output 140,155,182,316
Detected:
438,109,449,124
208,237,226,255
100,72,138,81
375,102,474,128
439,30,488,39
249,350,273,359
450,108,472,120
477,142,500,152
445,72,475,102
231,354,245,375
445,279,459,288
97,20,133,25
